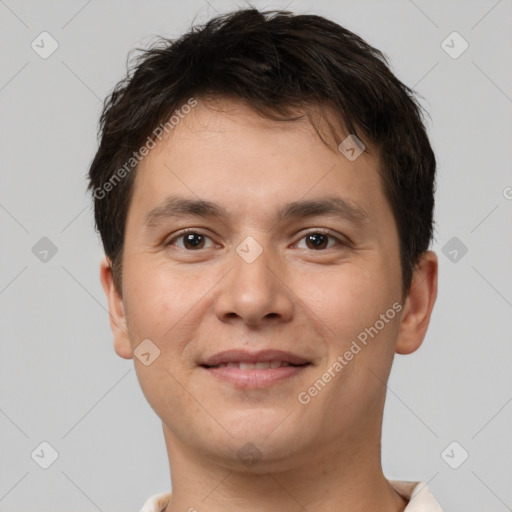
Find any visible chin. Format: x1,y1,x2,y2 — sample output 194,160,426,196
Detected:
220,406,294,440
209,436,305,475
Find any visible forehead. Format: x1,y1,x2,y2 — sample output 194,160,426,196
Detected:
158,96,354,154
137,98,376,181
127,96,390,233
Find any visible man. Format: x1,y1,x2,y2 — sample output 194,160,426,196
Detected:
88,7,442,511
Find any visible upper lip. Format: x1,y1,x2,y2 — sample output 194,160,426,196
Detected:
201,349,310,367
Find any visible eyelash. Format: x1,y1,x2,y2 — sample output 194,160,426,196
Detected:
166,228,349,251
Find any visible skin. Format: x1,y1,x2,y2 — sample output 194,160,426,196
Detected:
100,97,438,511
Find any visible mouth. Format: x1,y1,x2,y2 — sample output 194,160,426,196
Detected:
199,349,312,388
203,360,306,370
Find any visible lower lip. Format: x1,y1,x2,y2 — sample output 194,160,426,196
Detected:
202,365,309,388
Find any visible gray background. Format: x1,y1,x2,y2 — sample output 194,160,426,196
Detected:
1,0,511,510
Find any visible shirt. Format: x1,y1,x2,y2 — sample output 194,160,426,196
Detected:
139,479,443,511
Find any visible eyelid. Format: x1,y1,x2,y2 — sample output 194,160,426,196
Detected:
293,228,351,249
165,228,217,248
166,227,351,250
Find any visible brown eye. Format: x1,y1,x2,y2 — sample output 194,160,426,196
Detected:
305,233,329,250
181,233,206,250
296,231,343,251
167,230,214,250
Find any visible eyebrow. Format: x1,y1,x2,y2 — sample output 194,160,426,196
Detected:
144,195,370,228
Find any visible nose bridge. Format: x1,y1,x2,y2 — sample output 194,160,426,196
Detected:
214,235,293,325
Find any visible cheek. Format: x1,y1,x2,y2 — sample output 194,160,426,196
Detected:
294,259,398,338
296,262,402,386
123,255,213,354
125,255,183,312
122,262,203,411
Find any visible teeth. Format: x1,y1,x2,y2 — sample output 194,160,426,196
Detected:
211,361,293,370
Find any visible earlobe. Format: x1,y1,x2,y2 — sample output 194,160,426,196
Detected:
395,250,438,355
99,257,134,360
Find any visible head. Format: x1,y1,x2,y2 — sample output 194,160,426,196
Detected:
89,8,437,471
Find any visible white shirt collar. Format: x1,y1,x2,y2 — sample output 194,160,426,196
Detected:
389,480,443,511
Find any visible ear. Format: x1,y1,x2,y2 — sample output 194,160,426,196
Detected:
99,257,133,359
395,250,438,355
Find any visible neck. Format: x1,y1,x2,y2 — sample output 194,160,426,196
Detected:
162,427,408,512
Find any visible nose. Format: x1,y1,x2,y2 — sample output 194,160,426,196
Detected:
213,241,294,327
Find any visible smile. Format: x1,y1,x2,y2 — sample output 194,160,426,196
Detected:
200,351,311,387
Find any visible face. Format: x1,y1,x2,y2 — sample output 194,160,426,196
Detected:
103,97,434,472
